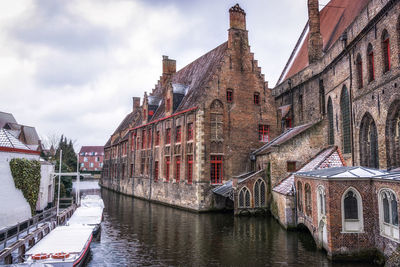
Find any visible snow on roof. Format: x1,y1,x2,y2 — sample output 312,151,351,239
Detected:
26,225,94,255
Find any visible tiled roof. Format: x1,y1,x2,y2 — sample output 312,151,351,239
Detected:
212,180,233,198
79,146,104,154
151,42,228,121
273,146,345,195
20,125,40,145
0,111,17,128
279,0,369,83
297,166,387,178
253,121,320,155
0,128,32,150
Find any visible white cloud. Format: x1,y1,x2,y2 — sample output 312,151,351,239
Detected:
0,0,314,150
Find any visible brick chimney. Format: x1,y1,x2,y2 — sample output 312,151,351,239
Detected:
132,97,141,112
307,0,323,64
162,55,176,76
229,4,246,30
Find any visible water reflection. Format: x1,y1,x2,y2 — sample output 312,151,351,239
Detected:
86,188,377,267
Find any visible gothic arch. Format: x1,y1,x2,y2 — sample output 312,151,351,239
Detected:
340,86,351,154
385,99,400,169
238,187,251,208
359,112,379,168
253,179,266,208
327,97,334,145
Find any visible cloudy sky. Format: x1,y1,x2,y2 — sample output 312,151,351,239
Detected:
0,0,329,150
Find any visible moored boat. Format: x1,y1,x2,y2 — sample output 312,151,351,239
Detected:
24,225,94,267
67,206,103,237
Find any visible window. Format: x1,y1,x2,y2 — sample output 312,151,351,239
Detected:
319,80,325,115
141,157,145,175
89,162,93,168
166,98,171,112
285,118,292,128
80,163,84,167
175,156,181,182
84,157,88,162
299,94,304,122
305,183,312,217
340,86,351,154
379,189,399,241
356,54,363,88
142,129,146,149
297,181,303,212
165,157,170,182
359,113,379,168
187,123,193,141
238,187,251,208
154,161,159,182
382,30,391,73
254,92,260,105
258,125,269,142
327,97,334,145
254,179,266,208
155,131,160,146
386,100,400,169
287,161,296,172
210,155,223,184
342,188,363,232
176,126,181,143
148,129,152,148
166,128,171,144
210,100,224,141
226,89,233,103
187,155,193,184
367,43,375,82
317,186,326,219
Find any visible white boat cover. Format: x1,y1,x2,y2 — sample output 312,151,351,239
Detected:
67,206,103,225
80,195,104,209
26,225,94,255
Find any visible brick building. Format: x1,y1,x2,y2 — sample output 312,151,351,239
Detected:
101,4,277,211
295,167,400,260
79,146,104,175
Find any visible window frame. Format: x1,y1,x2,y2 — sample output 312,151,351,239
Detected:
165,156,170,182
187,155,193,184
175,156,181,182
341,187,364,233
238,187,251,208
154,161,159,182
378,188,399,242
166,128,171,145
226,89,233,103
176,126,181,143
210,155,223,184
382,30,391,73
367,44,375,82
254,92,260,105
258,125,270,142
187,123,193,141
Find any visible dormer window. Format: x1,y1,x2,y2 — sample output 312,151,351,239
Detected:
226,89,233,103
254,92,260,105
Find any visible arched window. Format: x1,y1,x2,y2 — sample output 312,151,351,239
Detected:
317,186,326,218
382,30,391,73
379,189,399,241
356,54,363,88
342,188,363,232
340,86,351,154
254,179,266,208
360,113,379,168
305,183,312,217
319,79,325,115
239,187,251,208
297,181,303,212
210,100,224,141
385,100,400,169
367,43,375,82
327,97,334,145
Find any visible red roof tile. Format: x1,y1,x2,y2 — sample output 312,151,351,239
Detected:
282,0,369,82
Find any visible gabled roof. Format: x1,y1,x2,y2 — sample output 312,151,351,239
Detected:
79,146,104,154
0,111,17,128
151,42,228,121
273,146,345,195
0,128,38,154
20,125,40,145
253,121,319,155
279,0,369,83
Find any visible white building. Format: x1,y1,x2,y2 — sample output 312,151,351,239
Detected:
0,129,54,229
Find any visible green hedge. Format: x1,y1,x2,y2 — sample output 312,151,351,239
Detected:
9,158,41,215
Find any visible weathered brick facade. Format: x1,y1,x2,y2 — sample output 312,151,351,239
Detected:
101,4,277,211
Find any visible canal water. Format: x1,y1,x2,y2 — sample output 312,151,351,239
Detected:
82,187,377,267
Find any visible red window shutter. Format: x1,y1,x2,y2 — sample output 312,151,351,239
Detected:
187,155,193,184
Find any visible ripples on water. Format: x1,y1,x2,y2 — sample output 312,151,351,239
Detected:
85,188,377,267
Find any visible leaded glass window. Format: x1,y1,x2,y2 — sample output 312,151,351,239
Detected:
340,86,351,154
344,191,358,220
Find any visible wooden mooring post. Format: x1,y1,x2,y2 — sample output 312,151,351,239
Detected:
0,204,76,264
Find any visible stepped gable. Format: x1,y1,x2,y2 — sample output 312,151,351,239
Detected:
281,0,369,82
151,42,228,121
